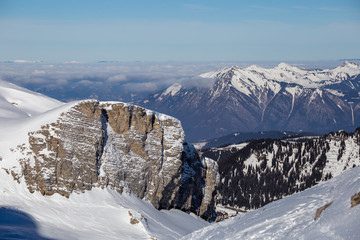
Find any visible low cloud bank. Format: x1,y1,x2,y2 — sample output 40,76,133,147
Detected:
0,62,226,102
0,60,343,102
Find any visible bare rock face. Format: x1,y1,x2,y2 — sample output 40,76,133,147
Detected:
199,157,219,217
351,192,360,208
166,143,218,220
10,100,214,217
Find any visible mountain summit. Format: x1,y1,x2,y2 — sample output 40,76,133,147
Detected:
140,62,360,141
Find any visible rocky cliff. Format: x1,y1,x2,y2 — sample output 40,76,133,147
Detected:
7,100,217,219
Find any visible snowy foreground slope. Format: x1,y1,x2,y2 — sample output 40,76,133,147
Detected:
0,80,209,239
0,171,209,240
182,166,360,240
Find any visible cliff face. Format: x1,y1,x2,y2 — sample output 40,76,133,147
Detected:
8,100,216,219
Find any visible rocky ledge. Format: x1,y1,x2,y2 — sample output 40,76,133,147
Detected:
8,100,217,220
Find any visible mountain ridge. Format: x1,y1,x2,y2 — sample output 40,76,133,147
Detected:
0,79,359,239
140,62,360,141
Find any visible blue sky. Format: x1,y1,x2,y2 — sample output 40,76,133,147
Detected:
0,0,359,62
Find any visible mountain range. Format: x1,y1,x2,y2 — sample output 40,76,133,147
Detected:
0,76,359,239
140,61,360,141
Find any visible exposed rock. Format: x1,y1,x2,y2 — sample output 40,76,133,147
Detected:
351,192,360,208
128,210,144,225
199,157,219,218
163,142,218,220
314,202,332,220
8,100,215,219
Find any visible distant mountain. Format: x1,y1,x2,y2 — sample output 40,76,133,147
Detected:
1,79,359,239
140,61,360,141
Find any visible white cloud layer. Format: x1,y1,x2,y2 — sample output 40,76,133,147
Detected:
0,61,345,102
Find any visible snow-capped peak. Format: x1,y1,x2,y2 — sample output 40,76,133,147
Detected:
330,61,360,80
200,66,242,79
201,62,360,89
246,64,264,71
341,61,359,68
276,62,293,69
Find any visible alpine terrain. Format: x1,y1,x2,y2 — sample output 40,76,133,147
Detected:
0,79,359,239
141,61,360,141
0,80,215,239
202,128,360,213
182,166,360,240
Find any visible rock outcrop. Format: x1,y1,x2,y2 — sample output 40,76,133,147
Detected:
314,202,332,220
9,100,216,219
351,192,360,208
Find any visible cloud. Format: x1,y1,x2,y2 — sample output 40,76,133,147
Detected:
0,62,215,101
32,70,46,75
122,82,160,93
107,74,127,83
0,61,298,102
78,80,93,85
56,79,68,85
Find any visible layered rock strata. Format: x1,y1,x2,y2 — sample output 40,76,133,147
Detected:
9,100,217,219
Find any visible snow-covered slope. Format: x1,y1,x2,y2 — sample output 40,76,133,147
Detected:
0,79,63,119
201,61,360,89
0,80,211,239
0,170,209,240
182,166,360,240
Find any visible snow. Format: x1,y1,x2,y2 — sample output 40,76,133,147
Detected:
159,83,182,100
193,141,208,150
323,138,360,178
0,79,63,118
309,89,323,105
201,61,360,92
215,204,244,217
220,142,248,151
1,77,359,239
285,86,302,118
0,171,209,240
0,80,208,239
182,166,360,240
326,89,345,97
